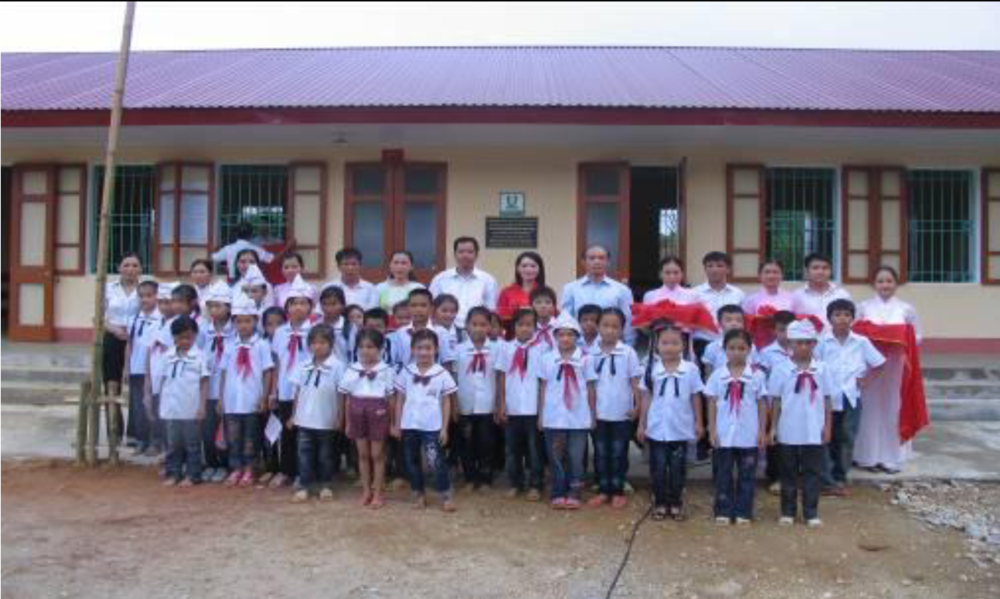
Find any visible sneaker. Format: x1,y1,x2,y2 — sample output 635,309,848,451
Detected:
778,516,795,526
807,518,823,528
162,477,178,487
551,497,567,510
441,499,457,513
768,481,781,496
202,467,216,481
505,488,520,499
292,489,309,503
257,472,274,485
735,517,752,527
211,469,228,484
238,471,255,487
623,481,635,495
224,471,242,487
269,473,289,489
526,489,542,502
319,488,334,502
564,498,582,510
587,494,609,508
715,516,731,526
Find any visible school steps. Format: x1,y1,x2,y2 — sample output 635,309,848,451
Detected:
2,340,999,420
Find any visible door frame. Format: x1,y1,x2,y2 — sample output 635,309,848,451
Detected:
9,164,57,341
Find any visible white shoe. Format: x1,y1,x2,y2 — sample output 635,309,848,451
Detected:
735,517,752,526
806,518,823,528
778,516,795,526
715,516,731,526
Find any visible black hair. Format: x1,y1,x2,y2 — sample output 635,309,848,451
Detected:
307,324,335,347
171,284,199,311
804,252,833,269
644,322,684,390
319,285,346,306
233,248,260,282
138,280,159,294
363,307,389,326
433,293,459,311
702,251,732,267
827,298,856,320
170,314,199,337
758,259,784,274
410,328,439,349
392,299,410,314
513,308,537,327
235,222,255,241
872,264,900,283
118,251,143,266
513,251,546,288
717,304,745,322
723,328,754,349
773,310,796,327
260,307,287,339
529,285,557,305
389,250,418,281
599,307,627,327
345,304,365,321
335,247,363,265
466,306,493,325
578,304,603,321
408,288,433,303
189,258,213,274
281,252,305,268
658,255,685,272
582,244,611,259
356,328,386,351
453,236,480,254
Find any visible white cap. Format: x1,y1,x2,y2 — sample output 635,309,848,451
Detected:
285,274,315,302
551,312,582,337
787,319,818,341
231,292,258,317
205,280,232,305
156,281,178,301
241,264,268,290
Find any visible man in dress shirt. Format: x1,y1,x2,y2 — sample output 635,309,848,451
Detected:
692,251,746,355
322,247,379,310
560,245,634,341
791,253,851,330
428,237,498,328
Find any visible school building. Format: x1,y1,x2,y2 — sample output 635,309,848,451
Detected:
2,47,999,350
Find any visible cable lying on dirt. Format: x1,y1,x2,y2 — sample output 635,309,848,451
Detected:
604,503,654,599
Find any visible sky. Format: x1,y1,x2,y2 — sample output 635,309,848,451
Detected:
1,2,999,53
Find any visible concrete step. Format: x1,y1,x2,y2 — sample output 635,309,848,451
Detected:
924,381,1000,400
923,366,1000,382
928,398,1000,421
2,367,90,385
1,382,83,406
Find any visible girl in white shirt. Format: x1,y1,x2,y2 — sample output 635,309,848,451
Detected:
454,307,499,491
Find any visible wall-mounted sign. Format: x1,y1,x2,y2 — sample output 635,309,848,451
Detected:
486,217,538,249
499,191,526,217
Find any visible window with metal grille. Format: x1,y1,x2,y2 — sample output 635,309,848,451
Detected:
218,165,289,247
764,168,836,281
907,170,974,283
91,165,156,273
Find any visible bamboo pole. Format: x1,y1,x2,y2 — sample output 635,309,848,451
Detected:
81,1,137,467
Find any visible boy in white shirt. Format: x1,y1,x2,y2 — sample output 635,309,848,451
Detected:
767,320,834,527
124,280,159,454
454,307,499,491
156,316,210,487
816,299,885,495
198,281,233,482
530,286,558,355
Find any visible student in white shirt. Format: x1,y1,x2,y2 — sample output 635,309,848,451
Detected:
322,247,379,310
197,281,233,483
767,320,834,528
340,329,396,509
240,264,273,320
219,292,274,488
290,325,347,503
270,275,315,487
817,299,885,494
756,309,796,492
156,316,210,487
394,329,458,512
429,236,499,328
317,285,356,365
124,280,160,453
576,304,603,355
390,288,456,368
433,293,464,356
145,282,195,454
453,307,499,490
529,286,558,355
189,258,216,317
588,308,642,509
538,313,598,510
495,308,546,499
791,253,851,330
705,330,769,526
638,324,705,522
701,305,761,377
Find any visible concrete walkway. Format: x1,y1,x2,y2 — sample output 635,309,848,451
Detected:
4,403,998,481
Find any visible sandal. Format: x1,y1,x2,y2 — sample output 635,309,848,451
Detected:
268,473,288,489
224,471,242,487
359,490,373,507
238,471,255,487
652,506,668,521
369,494,385,509
670,507,685,522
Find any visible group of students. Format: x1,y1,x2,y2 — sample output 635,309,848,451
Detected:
114,238,923,527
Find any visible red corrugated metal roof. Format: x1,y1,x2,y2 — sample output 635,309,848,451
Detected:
3,46,999,113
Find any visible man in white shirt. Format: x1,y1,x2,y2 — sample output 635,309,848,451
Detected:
323,247,379,310
211,222,275,279
791,253,851,330
428,237,498,328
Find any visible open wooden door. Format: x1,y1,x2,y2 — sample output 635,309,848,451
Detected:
9,165,57,341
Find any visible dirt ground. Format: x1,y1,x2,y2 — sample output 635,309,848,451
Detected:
2,460,998,599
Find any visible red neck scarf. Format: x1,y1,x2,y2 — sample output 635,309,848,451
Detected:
235,345,253,380
795,371,818,404
467,350,487,375
556,361,579,410
511,343,530,379
287,331,303,370
726,380,745,414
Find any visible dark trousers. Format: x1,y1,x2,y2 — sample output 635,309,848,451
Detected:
263,408,280,473
593,420,631,496
544,429,588,500
824,401,862,486
505,415,543,491
765,445,781,483
402,429,451,496
201,399,227,470
164,419,202,482
713,447,759,520
649,440,688,508
458,414,496,487
148,395,165,451
297,427,336,491
386,436,406,479
779,444,824,520
126,374,149,446
226,413,259,471
692,339,712,459
276,401,298,478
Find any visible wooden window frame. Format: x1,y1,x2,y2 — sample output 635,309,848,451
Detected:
54,164,87,276
288,162,328,278
984,167,1000,285
153,162,215,277
841,165,909,284
725,163,766,283
577,162,631,280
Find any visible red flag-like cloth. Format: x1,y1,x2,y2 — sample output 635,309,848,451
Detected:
852,320,929,443
747,306,825,349
631,300,718,334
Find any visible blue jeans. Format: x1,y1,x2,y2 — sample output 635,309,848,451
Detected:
402,430,451,497
297,427,336,491
824,400,862,486
713,447,759,520
648,440,687,508
126,374,148,446
226,413,260,471
544,429,588,500
505,416,543,491
164,419,202,482
593,420,632,496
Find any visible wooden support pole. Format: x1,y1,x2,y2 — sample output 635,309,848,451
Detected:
82,1,137,467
